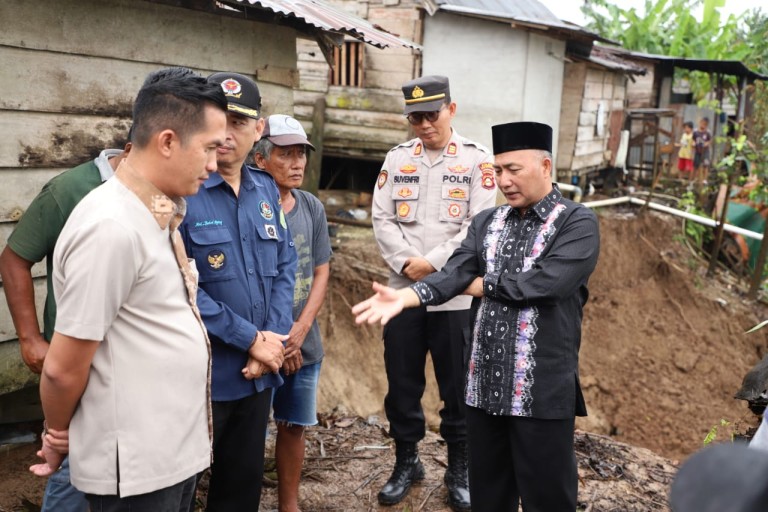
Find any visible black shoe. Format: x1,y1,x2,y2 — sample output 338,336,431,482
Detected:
445,442,471,512
378,441,426,505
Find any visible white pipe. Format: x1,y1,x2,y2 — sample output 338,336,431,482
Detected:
580,196,764,241
581,197,631,208
556,183,583,202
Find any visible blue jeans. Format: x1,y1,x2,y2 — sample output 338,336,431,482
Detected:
272,362,321,426
42,455,89,512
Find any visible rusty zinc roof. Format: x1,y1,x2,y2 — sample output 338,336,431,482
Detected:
226,0,420,50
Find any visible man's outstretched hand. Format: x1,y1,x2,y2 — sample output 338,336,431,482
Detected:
351,282,412,326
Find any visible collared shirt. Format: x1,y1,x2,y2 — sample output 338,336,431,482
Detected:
372,129,497,311
53,161,211,497
412,186,600,418
7,150,119,341
180,166,297,400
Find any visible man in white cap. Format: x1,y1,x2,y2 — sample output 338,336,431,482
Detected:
355,121,600,511
253,114,332,512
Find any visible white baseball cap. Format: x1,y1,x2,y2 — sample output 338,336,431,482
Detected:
262,114,315,150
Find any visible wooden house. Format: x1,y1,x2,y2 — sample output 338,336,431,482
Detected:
0,0,412,398
294,0,608,189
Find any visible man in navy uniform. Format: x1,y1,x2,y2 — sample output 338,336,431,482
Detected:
179,72,296,511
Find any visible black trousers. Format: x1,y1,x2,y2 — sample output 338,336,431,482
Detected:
383,306,469,443
206,390,272,512
466,406,577,512
86,474,197,512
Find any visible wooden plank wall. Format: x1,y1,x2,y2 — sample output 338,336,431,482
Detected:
295,0,423,160
0,0,301,393
559,64,628,176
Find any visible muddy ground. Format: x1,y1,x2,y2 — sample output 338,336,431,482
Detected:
1,207,767,511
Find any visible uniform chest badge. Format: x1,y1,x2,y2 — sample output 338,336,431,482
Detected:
397,187,413,198
447,203,462,218
400,164,417,174
413,143,422,156
448,165,469,174
377,170,388,189
398,202,411,218
481,170,495,190
207,250,225,270
447,142,457,155
265,224,278,239
448,188,467,199
259,200,274,220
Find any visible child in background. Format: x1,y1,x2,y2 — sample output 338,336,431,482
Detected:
676,121,695,181
694,117,713,183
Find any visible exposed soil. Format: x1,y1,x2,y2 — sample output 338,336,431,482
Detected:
2,207,767,511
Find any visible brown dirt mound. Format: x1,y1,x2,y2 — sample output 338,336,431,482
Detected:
318,210,768,461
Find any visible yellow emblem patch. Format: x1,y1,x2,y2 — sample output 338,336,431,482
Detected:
480,162,495,172
398,187,413,198
398,202,411,217
414,143,422,156
447,143,457,155
448,165,469,174
207,250,225,270
412,85,424,99
400,164,417,174
448,188,467,199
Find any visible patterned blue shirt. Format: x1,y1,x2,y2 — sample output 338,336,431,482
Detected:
180,166,297,400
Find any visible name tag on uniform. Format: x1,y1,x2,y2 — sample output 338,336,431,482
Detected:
265,224,278,239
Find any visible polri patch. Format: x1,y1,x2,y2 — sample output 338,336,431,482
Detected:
481,170,495,190
448,203,462,218
398,203,411,218
221,79,242,97
265,224,278,239
377,170,388,189
259,200,274,220
207,250,225,270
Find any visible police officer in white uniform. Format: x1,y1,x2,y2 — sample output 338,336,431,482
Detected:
371,75,497,511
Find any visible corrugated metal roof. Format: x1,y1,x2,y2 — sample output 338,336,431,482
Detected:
586,46,647,75
229,0,420,50
428,0,614,44
599,46,767,81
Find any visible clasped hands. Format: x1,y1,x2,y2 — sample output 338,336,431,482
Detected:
241,330,288,380
29,425,68,477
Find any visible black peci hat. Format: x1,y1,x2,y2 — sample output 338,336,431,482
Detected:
207,72,262,119
491,122,553,155
402,75,451,115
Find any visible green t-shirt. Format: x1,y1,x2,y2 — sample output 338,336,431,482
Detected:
7,160,104,341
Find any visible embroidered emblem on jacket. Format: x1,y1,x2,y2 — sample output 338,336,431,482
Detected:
398,203,411,217
259,200,274,220
448,188,467,199
447,203,462,218
377,170,388,189
400,164,417,174
207,250,225,270
398,187,413,198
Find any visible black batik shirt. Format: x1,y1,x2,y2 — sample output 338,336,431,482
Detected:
411,187,600,418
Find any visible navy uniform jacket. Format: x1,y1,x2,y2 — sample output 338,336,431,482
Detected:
412,187,599,419
180,165,297,401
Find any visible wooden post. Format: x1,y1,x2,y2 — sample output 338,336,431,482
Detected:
304,96,326,197
707,171,736,277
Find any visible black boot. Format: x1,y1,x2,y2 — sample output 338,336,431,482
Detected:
445,442,471,511
378,441,425,505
